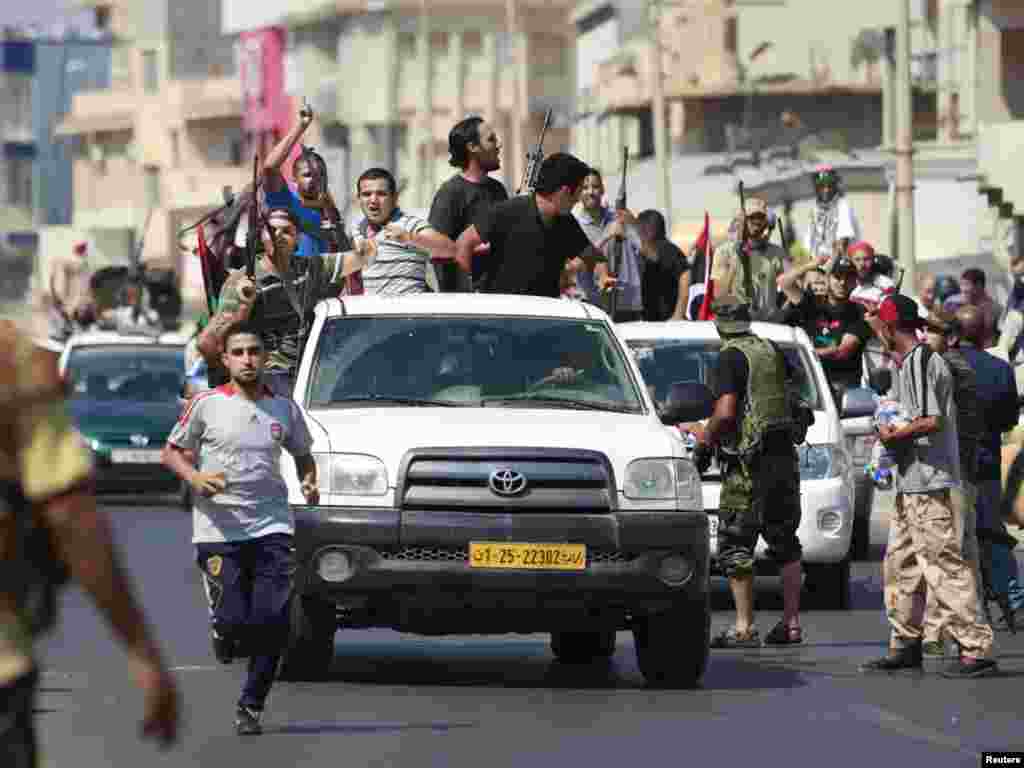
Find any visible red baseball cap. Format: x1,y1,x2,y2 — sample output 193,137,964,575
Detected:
847,241,875,259
878,294,925,329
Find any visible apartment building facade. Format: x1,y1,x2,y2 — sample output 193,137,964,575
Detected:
224,0,576,214
53,0,243,310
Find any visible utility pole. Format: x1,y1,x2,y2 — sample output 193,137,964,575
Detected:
895,0,916,295
505,0,527,193
649,0,672,234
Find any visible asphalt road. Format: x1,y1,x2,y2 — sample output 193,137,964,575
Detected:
34,501,1024,768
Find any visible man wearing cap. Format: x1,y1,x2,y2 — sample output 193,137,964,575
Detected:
708,198,786,320
847,241,896,314
862,294,996,678
803,166,860,262
777,254,873,398
678,296,805,648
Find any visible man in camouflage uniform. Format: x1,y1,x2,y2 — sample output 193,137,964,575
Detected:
0,321,178,765
709,198,787,320
678,296,804,648
862,295,996,678
196,206,382,395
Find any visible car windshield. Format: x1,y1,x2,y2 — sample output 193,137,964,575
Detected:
67,345,185,402
626,338,822,411
306,316,645,413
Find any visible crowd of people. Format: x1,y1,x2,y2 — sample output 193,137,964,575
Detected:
5,104,1024,755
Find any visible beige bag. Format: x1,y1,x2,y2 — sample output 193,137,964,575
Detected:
1001,442,1024,528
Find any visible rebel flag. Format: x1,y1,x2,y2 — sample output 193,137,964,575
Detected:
696,212,715,321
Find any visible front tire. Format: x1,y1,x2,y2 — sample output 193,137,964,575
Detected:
278,595,336,681
633,598,710,688
550,631,616,664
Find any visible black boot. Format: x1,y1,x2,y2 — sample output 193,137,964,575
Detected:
859,642,922,672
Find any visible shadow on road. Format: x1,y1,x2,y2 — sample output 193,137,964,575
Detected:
307,636,807,693
268,719,480,735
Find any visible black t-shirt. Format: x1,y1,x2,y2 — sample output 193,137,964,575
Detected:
642,240,687,321
429,174,509,291
778,291,872,390
473,194,592,298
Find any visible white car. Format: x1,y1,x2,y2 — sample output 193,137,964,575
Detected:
280,294,710,687
617,320,860,609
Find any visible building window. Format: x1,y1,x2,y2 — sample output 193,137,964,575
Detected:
463,29,483,55
6,156,32,208
431,30,449,51
144,166,161,209
142,50,159,93
725,18,737,55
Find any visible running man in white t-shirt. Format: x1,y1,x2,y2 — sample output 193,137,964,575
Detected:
162,323,318,736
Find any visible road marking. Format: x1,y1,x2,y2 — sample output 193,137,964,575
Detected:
170,665,221,672
847,703,981,759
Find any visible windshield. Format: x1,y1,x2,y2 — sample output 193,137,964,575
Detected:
67,345,185,402
626,338,822,411
306,316,644,413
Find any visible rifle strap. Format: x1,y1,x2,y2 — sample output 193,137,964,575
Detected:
739,244,755,309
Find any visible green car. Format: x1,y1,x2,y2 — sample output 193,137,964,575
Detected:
60,332,188,499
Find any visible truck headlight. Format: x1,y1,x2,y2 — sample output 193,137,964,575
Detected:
798,444,849,480
623,458,701,504
313,453,389,495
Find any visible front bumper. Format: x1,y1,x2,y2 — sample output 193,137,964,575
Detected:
91,454,181,494
703,475,853,565
291,505,710,630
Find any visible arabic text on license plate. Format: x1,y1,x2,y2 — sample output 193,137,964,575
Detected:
708,514,719,554
110,449,163,464
468,542,586,571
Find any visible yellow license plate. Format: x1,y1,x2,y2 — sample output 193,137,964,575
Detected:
468,542,586,570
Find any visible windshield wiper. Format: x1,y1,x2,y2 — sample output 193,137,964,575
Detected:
480,394,641,413
317,395,467,408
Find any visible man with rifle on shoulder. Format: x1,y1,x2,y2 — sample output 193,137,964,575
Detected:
196,158,383,398
571,150,644,322
454,152,616,299
707,187,787,321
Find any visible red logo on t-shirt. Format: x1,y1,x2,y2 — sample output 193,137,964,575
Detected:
270,422,283,442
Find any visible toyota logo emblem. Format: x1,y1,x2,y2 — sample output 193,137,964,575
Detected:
488,468,528,497
129,434,150,447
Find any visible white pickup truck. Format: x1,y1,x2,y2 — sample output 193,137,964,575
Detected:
279,294,711,687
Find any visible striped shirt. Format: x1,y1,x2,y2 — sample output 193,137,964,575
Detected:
354,208,433,296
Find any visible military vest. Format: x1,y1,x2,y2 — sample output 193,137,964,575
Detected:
719,334,793,458
250,254,324,373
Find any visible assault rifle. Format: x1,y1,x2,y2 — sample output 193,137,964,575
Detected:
518,108,553,195
608,145,629,319
131,208,154,324
246,153,260,280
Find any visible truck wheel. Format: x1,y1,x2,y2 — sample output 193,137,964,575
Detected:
278,596,336,681
633,598,710,688
803,559,851,610
550,631,616,664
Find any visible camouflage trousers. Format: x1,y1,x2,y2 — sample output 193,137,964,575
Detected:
717,443,802,578
885,489,994,658
923,484,983,644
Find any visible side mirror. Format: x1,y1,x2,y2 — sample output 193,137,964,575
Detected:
659,381,715,425
842,387,878,419
868,369,892,396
